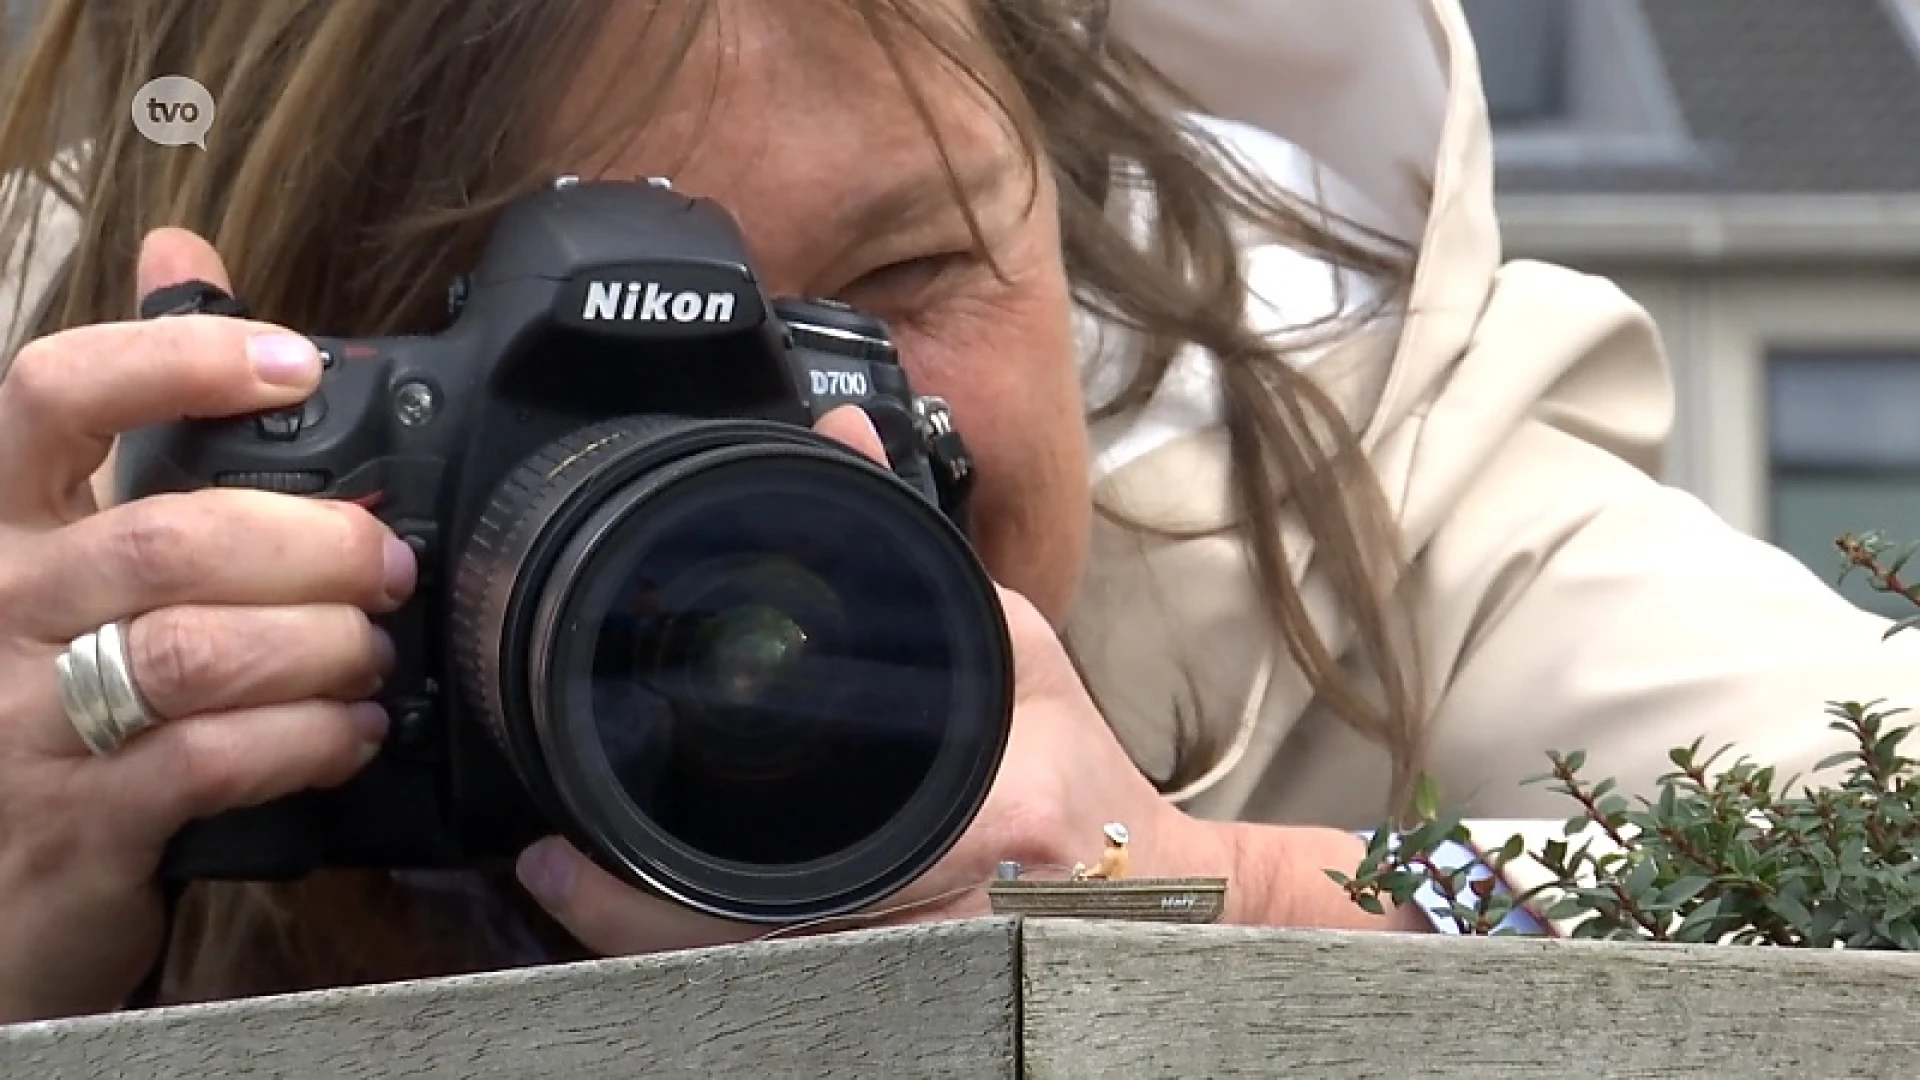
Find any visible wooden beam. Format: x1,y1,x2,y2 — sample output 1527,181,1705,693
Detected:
1020,921,1920,1077
0,919,1020,1080
14,917,1920,1077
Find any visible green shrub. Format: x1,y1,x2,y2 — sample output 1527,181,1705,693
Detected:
1336,532,1920,948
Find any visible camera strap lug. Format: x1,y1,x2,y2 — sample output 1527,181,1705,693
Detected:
913,396,976,514
138,279,252,321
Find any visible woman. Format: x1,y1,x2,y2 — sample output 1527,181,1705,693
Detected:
0,0,1909,1021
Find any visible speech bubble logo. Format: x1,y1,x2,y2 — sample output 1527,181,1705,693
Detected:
131,76,216,150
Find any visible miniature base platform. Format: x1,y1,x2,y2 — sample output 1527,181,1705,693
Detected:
985,876,1227,924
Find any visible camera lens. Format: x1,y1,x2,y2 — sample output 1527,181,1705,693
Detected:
578,477,959,868
456,417,1012,923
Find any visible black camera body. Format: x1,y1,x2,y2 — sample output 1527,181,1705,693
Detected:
116,178,1015,923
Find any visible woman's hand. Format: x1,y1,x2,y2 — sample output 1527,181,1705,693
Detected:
0,229,410,1022
511,406,1244,954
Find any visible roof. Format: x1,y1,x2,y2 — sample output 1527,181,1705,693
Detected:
1496,0,1920,196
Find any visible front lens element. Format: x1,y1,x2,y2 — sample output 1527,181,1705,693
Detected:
580,484,951,869
639,555,839,715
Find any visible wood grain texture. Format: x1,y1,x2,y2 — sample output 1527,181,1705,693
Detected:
0,918,1019,1080
1020,921,1920,1079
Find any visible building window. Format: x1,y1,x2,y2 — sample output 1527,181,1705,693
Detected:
1466,0,1696,170
1462,0,1572,127
1768,350,1920,618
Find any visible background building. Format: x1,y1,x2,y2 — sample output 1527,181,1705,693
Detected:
1472,0,1920,616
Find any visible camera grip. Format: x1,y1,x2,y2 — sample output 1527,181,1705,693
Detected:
129,282,320,882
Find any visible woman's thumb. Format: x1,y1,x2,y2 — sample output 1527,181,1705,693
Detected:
999,584,1080,704
135,226,234,309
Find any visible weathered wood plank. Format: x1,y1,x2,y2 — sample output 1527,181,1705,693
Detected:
1020,921,1920,1079
0,918,1020,1080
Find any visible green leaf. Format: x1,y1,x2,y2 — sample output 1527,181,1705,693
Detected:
1572,919,1616,940
1673,896,1727,943
1814,750,1859,773
1807,906,1843,947
1364,827,1391,859
1770,893,1815,937
1624,857,1660,898
1542,895,1589,921
1496,834,1526,866
1888,542,1920,577
1878,726,1914,759
1658,876,1713,908
1891,919,1920,952
1412,774,1441,821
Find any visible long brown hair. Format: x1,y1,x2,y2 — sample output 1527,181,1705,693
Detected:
0,0,1423,999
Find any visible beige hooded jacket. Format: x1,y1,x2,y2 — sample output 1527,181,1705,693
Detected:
1071,0,1920,839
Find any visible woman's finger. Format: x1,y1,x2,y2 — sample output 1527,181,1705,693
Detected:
15,603,393,758
0,227,251,517
514,836,763,956
0,318,323,519
120,603,393,726
10,488,415,643
101,697,389,844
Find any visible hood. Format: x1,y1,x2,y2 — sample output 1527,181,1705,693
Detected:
1114,0,1456,246
1068,0,1575,800
1096,0,1504,464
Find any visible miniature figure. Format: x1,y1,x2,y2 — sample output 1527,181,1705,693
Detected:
1071,822,1131,881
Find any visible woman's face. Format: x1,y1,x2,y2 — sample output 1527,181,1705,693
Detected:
561,1,1092,626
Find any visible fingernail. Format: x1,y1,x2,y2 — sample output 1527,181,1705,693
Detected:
516,838,575,903
348,702,389,767
382,535,418,603
370,628,397,679
348,701,389,743
247,333,321,387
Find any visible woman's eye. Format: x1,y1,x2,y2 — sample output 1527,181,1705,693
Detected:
843,252,977,311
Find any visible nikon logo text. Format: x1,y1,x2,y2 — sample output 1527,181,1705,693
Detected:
581,281,738,324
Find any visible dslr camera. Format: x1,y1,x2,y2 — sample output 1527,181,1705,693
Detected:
116,177,1015,923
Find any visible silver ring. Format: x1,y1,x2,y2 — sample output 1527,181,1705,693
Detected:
96,622,155,745
55,622,154,755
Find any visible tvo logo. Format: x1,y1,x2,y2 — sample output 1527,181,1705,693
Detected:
131,76,215,150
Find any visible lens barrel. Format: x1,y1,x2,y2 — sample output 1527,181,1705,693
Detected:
450,416,1013,923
